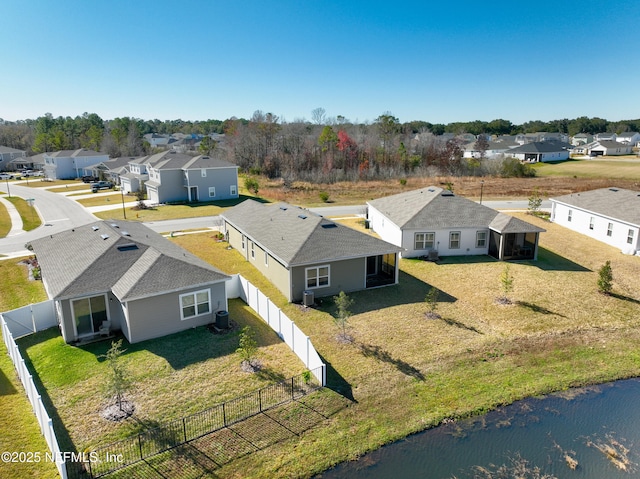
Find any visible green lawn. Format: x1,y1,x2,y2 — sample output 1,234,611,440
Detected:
0,200,10,238
5,197,41,231
0,259,57,479
75,193,137,207
532,158,640,180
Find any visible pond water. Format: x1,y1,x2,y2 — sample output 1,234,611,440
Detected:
318,378,640,478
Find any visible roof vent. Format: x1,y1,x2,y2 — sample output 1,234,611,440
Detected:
279,206,288,211
100,234,109,240
122,231,130,237
321,222,337,228
609,188,619,192
110,223,120,228
92,226,99,231
298,214,307,220
117,243,138,251
427,188,435,192
441,191,454,196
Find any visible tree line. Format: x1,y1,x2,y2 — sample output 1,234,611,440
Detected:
1,111,638,181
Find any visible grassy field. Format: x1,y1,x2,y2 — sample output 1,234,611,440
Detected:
532,158,640,179
0,200,10,238
47,184,93,193
5,197,41,231
0,259,58,479
75,193,138,207
170,215,640,478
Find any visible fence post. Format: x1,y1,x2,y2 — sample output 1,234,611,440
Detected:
291,377,295,400
259,389,262,412
182,417,187,443
138,434,143,461
222,402,227,427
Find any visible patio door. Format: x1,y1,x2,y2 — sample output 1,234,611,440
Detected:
72,295,108,337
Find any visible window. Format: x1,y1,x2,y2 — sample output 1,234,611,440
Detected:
208,187,216,198
306,265,330,289
414,232,435,250
589,217,594,230
607,223,613,237
230,185,237,196
241,235,246,250
476,231,487,248
449,231,461,249
250,242,255,259
628,229,634,244
568,210,572,222
180,289,210,320
264,251,269,266
201,169,207,177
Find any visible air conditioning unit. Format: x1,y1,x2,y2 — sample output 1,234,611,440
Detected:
303,290,314,307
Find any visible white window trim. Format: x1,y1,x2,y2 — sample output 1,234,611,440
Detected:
230,185,237,196
208,186,216,198
449,231,461,249
476,230,487,248
607,222,613,237
627,229,634,244
201,168,207,177
305,265,330,289
414,232,435,250
264,251,269,266
179,289,211,321
250,242,255,259
589,217,594,230
568,210,572,222
241,234,246,250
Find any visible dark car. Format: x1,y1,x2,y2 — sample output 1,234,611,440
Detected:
82,175,98,183
91,181,114,192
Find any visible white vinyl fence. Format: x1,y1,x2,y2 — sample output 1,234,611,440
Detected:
1,314,67,478
2,299,56,338
227,274,326,385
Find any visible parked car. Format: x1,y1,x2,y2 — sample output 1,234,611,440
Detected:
0,173,19,180
91,181,114,192
81,175,98,183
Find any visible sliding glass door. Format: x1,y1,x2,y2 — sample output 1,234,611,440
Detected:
72,295,108,337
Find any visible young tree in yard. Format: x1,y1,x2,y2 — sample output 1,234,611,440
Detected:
236,326,260,370
528,188,543,216
425,287,440,319
597,260,613,295
498,264,514,304
244,176,259,195
101,340,132,412
333,291,354,342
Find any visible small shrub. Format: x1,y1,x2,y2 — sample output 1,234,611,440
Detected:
399,178,407,186
425,287,440,319
319,191,330,203
597,260,613,295
244,177,259,195
333,291,354,342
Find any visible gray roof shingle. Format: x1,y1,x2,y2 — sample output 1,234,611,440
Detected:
221,200,401,267
368,187,545,233
551,187,640,226
30,221,228,301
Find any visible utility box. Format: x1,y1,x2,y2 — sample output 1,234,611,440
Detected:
303,290,314,307
215,310,229,329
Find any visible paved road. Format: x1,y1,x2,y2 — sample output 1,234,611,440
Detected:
0,183,550,257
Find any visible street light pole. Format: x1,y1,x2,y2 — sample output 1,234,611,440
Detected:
5,178,10,198
120,185,127,219
480,180,484,205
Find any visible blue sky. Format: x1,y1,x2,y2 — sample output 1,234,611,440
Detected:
2,0,639,124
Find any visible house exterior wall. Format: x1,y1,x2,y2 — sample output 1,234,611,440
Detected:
402,227,490,257
185,167,239,201
225,222,292,299
43,155,108,179
290,257,366,302
124,283,227,343
368,206,403,247
513,150,569,162
156,169,185,203
551,201,640,254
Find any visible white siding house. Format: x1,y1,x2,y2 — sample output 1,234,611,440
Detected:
550,187,640,255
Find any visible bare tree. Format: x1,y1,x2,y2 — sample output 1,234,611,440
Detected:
311,107,326,125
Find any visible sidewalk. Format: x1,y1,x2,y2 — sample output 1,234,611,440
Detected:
0,195,25,236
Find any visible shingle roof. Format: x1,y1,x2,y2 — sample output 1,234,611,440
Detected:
221,200,401,267
368,187,545,233
551,187,640,226
507,141,571,154
30,221,228,301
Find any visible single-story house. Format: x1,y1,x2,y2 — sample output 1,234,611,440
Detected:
145,151,239,204
463,140,516,159
42,149,109,180
507,141,571,163
367,187,545,261
29,220,230,344
221,200,402,302
572,141,633,157
550,187,640,255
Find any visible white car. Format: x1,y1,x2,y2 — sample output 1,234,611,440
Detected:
0,173,15,180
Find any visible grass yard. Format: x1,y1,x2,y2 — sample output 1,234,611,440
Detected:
0,259,57,479
532,158,640,180
173,215,640,478
0,200,10,238
75,193,138,207
46,184,93,193
17,299,307,454
4,197,41,231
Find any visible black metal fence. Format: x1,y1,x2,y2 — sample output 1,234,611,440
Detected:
71,368,322,478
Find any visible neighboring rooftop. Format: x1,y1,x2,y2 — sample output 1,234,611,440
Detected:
551,187,640,226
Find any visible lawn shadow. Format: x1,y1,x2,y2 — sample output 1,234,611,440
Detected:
319,353,356,403
358,343,425,381
516,301,567,317
319,270,457,316
0,366,18,395
610,293,640,306
439,317,483,334
533,247,591,272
